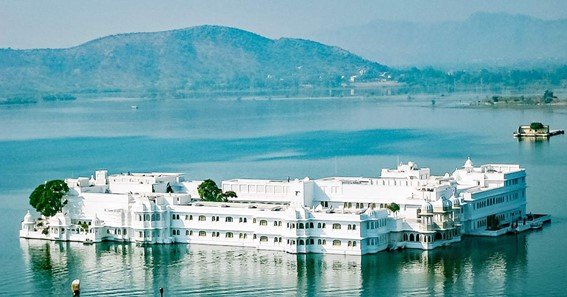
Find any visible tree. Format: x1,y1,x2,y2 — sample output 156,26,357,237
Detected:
197,179,238,202
223,191,237,199
387,202,400,214
29,180,69,217
530,122,544,130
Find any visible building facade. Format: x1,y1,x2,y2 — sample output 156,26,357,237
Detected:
20,158,527,255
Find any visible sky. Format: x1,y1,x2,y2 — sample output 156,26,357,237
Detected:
1,0,566,49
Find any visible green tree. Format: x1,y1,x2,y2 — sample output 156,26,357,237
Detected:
197,180,238,202
29,180,69,217
387,202,400,214
223,191,237,198
530,122,544,130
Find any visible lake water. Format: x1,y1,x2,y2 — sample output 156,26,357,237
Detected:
1,97,566,296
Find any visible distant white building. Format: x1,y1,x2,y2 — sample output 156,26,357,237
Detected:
20,158,529,255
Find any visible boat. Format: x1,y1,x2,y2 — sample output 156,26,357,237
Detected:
513,122,564,138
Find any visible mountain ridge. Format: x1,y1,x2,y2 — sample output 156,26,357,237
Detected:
0,25,387,94
313,12,567,67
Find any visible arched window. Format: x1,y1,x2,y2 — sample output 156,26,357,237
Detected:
225,217,233,222
199,215,206,221
186,230,190,235
352,224,356,230
322,223,326,228
253,218,256,223
274,221,278,226
416,234,421,242
310,222,314,228
199,231,206,237
226,232,233,238
333,240,341,246
259,220,268,226
299,223,304,229
409,234,415,241
332,223,341,230
317,223,322,228
322,239,326,245
348,241,352,247
309,239,314,245
318,239,322,244
299,240,305,245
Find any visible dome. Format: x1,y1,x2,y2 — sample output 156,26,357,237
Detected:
93,213,102,226
442,197,453,210
464,157,473,168
23,210,34,223
420,201,433,213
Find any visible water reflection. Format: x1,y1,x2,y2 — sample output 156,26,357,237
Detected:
19,235,528,296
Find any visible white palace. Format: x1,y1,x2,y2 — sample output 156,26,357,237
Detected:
20,158,530,255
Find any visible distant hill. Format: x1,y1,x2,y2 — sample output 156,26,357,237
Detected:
0,25,387,94
313,12,567,67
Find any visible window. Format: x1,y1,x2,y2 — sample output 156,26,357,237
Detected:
186,230,190,235
260,236,268,242
274,221,278,226
309,239,314,245
317,223,322,228
199,231,206,237
299,240,305,245
332,223,341,230
309,222,314,228
189,215,193,220
226,217,233,222
199,215,206,221
322,239,326,245
333,240,341,246
322,223,326,228
260,220,268,226
253,218,257,224
299,223,304,229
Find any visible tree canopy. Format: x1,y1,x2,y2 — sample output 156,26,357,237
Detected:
197,179,238,202
387,202,400,213
29,180,69,217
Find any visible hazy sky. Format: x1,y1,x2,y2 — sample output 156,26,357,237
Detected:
1,0,566,49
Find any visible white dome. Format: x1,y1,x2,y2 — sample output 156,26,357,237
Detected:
420,201,433,213
93,213,102,226
464,157,473,168
23,210,34,223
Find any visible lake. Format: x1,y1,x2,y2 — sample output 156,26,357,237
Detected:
1,96,566,296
